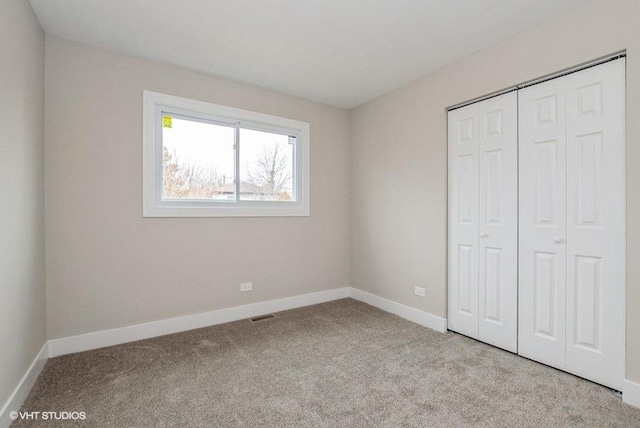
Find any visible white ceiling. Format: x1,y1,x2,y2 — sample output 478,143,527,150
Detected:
29,0,590,108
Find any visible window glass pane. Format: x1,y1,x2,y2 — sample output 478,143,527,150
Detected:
239,128,295,201
162,115,235,200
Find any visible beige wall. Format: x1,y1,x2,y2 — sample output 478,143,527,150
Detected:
0,0,46,410
45,38,350,339
350,0,640,383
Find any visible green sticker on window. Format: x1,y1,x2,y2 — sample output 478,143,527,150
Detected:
162,116,172,128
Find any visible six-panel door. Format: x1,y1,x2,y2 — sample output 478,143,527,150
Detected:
448,92,518,352
517,59,625,390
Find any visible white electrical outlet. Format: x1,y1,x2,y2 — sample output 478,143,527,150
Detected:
240,282,253,292
414,286,426,297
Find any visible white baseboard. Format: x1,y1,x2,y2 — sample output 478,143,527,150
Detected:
624,378,640,409
349,287,447,333
0,343,49,428
47,286,448,358
48,287,351,357
3,287,633,426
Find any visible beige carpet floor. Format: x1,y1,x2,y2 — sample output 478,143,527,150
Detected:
13,298,640,427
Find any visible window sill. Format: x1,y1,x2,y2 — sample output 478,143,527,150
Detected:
143,201,310,218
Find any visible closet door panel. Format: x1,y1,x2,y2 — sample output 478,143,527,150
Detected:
518,78,567,369
478,92,518,352
448,104,479,338
565,59,625,390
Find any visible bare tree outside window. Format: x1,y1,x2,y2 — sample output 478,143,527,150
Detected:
246,143,293,200
162,147,231,199
240,128,294,201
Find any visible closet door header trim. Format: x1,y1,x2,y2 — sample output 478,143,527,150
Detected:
447,51,626,112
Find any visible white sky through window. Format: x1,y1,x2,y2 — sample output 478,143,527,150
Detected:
163,117,235,179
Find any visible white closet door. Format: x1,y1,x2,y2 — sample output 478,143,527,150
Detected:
477,92,518,352
448,104,479,338
565,59,625,390
518,78,568,369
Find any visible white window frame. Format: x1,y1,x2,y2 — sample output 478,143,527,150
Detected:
143,91,310,217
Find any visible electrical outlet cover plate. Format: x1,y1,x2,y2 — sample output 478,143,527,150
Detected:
414,286,426,297
240,282,253,292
